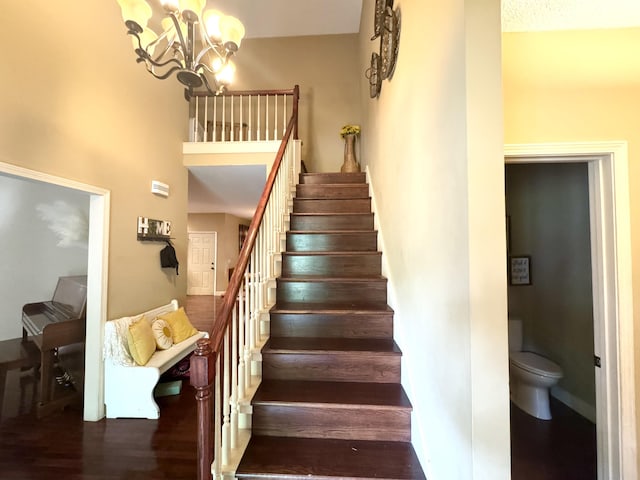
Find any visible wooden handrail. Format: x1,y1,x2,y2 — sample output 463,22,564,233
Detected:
190,84,299,480
191,87,298,98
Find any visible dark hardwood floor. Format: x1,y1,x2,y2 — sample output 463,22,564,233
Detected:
0,295,597,479
0,295,221,480
511,397,597,480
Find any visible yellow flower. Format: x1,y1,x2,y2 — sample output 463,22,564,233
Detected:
340,124,361,138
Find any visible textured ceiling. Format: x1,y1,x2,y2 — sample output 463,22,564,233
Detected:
502,0,640,32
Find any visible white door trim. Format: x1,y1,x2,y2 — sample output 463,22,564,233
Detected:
504,141,636,479
0,160,110,422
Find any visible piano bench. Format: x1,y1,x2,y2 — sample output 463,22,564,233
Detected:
0,338,40,416
103,300,207,419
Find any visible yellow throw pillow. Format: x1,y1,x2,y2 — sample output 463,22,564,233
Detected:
159,307,198,344
126,316,156,366
152,319,174,350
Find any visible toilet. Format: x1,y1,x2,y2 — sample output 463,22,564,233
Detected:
508,317,563,420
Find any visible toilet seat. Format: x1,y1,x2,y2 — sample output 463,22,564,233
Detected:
510,351,563,378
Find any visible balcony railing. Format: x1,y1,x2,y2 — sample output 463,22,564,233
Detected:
189,87,299,144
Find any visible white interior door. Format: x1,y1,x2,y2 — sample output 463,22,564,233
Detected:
187,232,217,295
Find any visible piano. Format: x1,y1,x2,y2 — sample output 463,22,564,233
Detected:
22,275,87,417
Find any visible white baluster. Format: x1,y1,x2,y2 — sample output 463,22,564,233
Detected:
231,95,235,141
194,98,200,142
222,96,227,142
221,327,230,467
257,95,261,141
214,354,221,479
213,97,218,142
248,95,253,141
244,273,252,388
283,94,287,138
204,96,209,143
240,95,244,142
274,94,278,140
230,305,238,448
237,288,245,400
264,95,270,140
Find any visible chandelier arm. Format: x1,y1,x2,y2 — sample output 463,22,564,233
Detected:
126,30,182,70
143,63,184,81
167,12,191,63
138,53,184,70
194,44,220,67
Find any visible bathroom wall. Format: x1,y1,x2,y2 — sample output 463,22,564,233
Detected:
506,162,595,418
0,174,89,341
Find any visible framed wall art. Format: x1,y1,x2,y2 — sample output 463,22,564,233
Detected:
509,255,531,286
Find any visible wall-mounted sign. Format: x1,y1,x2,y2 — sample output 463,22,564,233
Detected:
137,216,172,241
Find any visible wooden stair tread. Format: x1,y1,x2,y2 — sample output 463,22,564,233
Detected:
290,212,373,217
264,337,401,354
278,276,386,282
253,380,411,408
295,196,371,200
236,436,426,480
282,251,381,256
271,302,393,313
288,230,376,234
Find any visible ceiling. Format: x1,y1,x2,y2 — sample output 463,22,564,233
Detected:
188,0,640,219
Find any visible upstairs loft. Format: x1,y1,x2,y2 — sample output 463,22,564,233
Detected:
183,86,300,170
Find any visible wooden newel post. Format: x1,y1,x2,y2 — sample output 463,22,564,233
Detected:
191,338,216,480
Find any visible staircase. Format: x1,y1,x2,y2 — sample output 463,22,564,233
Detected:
236,172,425,479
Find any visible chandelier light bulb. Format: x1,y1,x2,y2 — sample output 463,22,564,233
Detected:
178,0,205,17
211,57,223,73
203,9,223,42
216,61,236,85
220,15,245,51
160,0,179,13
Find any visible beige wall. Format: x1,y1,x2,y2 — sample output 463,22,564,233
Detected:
0,2,189,318
503,27,640,469
233,34,361,173
358,0,509,478
188,213,250,291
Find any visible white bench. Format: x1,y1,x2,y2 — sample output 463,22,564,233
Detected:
103,299,207,419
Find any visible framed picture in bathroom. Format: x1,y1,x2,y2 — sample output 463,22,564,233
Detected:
509,255,531,285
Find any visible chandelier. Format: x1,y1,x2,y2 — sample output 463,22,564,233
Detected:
116,0,245,97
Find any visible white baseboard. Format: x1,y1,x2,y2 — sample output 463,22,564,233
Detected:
551,386,596,423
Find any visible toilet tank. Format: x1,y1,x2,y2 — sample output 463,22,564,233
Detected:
508,317,523,352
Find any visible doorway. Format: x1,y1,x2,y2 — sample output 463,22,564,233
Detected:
0,161,109,422
187,232,217,295
505,142,636,479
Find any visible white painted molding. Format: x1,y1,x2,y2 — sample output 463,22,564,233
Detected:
0,159,110,422
183,140,281,155
505,141,636,480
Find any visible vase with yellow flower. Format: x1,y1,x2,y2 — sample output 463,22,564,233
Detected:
340,124,361,173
